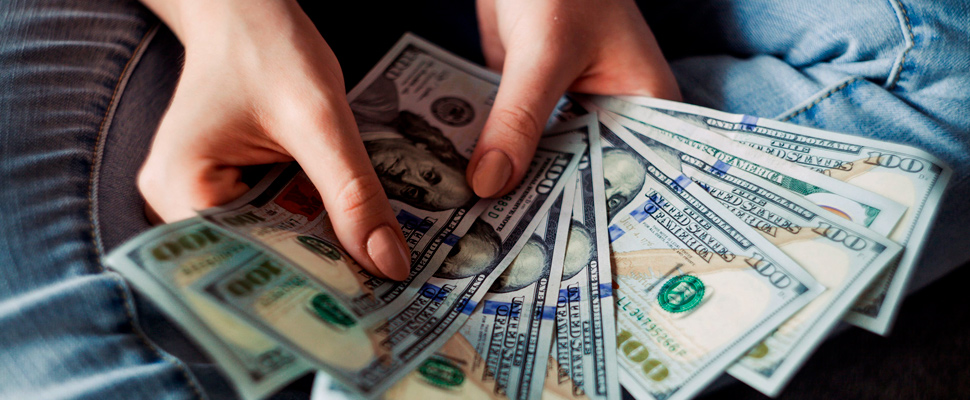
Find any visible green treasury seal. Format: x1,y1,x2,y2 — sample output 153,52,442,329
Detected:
308,293,356,328
418,356,464,389
297,235,343,261
658,274,705,313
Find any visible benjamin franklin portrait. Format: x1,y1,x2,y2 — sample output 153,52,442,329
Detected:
491,235,550,293
434,219,502,279
602,147,648,221
562,223,594,280
352,76,474,211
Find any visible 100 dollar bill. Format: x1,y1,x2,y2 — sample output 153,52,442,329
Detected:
588,96,907,238
200,163,482,324
544,115,620,400
594,110,902,396
381,181,575,400
617,96,952,335
106,219,312,400
312,118,598,400
309,178,574,400
193,131,584,398
596,117,823,400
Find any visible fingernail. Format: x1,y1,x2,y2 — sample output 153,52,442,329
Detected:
366,225,411,281
472,149,512,198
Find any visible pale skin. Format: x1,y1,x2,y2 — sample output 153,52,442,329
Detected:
137,0,681,281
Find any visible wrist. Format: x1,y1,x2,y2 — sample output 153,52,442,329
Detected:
141,0,304,53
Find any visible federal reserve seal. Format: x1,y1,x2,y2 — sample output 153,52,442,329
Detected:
658,274,705,313
431,97,474,127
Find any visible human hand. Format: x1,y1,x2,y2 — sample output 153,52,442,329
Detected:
470,0,681,197
137,0,410,280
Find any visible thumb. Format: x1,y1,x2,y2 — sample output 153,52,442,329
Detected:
138,98,284,224
278,99,412,281
466,42,583,198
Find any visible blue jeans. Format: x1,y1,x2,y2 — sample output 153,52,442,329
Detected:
1,0,966,399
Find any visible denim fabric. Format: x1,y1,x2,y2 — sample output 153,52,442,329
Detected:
0,1,205,399
1,0,967,399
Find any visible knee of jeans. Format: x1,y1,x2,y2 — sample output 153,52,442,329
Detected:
651,0,915,88
776,0,911,86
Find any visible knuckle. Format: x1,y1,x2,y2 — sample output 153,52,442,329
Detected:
136,163,162,198
491,105,542,146
333,174,388,219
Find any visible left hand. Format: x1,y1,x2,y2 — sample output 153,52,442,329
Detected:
469,0,681,198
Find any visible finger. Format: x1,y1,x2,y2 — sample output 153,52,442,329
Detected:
466,39,584,198
476,0,504,70
138,101,272,223
140,157,254,222
277,97,411,282
572,49,681,102
570,2,682,101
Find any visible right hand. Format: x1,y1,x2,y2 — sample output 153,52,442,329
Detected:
468,0,680,199
137,0,411,280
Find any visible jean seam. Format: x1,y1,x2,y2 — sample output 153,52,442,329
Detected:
885,0,916,90
778,0,914,120
87,22,207,400
777,76,863,121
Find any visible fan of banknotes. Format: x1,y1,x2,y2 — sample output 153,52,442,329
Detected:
106,34,951,400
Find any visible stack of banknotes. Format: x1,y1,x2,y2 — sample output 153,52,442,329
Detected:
106,34,952,400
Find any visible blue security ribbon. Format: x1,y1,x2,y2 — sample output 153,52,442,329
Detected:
674,174,692,189
740,115,759,131
599,283,613,298
396,210,433,233
711,160,732,176
608,224,626,242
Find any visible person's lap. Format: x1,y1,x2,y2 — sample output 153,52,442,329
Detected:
2,0,966,398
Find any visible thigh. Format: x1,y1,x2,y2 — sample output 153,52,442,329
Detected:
641,0,908,76
640,0,912,110
0,1,207,399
